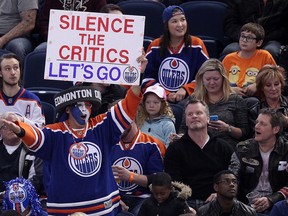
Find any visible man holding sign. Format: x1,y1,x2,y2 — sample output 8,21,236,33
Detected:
0,8,147,215
0,53,147,215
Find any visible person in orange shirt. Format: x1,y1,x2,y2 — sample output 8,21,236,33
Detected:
222,23,276,97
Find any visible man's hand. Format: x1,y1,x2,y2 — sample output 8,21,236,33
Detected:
137,48,148,73
175,88,187,102
231,87,246,96
205,193,217,202
243,83,257,96
0,119,21,134
112,165,130,182
167,92,177,102
252,196,272,213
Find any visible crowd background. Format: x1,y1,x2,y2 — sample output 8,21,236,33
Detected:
1,0,288,215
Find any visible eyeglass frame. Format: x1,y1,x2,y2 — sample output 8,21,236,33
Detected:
239,34,257,42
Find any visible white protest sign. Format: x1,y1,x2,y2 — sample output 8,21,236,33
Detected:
44,9,145,85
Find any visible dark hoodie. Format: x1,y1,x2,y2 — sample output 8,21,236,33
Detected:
137,182,192,216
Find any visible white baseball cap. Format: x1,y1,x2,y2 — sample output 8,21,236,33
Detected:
144,85,167,99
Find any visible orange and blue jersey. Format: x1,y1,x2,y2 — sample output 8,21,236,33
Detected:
0,87,45,127
17,88,142,216
112,130,166,197
142,36,209,95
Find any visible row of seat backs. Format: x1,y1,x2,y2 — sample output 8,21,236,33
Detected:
2,0,228,93
119,0,227,42
118,0,228,57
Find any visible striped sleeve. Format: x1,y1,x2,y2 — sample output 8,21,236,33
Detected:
16,121,44,152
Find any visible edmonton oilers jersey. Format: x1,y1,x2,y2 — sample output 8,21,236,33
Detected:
143,36,208,93
19,88,141,216
0,87,45,127
112,131,166,197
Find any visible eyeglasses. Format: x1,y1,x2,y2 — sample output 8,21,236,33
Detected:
217,179,238,185
240,34,257,42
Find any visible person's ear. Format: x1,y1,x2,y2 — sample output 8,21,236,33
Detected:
213,183,219,192
256,39,263,47
65,106,70,114
273,125,280,135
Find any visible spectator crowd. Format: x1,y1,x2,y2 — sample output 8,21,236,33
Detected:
0,0,288,215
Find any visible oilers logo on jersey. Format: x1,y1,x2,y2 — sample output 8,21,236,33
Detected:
158,57,189,92
113,157,143,191
68,141,102,177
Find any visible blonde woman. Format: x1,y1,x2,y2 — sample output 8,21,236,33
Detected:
185,59,250,147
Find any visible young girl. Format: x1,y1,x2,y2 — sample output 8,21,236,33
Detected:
136,85,175,147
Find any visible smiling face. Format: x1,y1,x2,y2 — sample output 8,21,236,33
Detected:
168,13,187,39
203,70,223,94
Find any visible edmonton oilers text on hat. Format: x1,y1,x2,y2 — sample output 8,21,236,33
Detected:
158,57,189,92
55,88,101,107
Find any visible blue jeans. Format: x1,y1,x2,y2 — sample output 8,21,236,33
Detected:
3,37,33,63
34,42,47,52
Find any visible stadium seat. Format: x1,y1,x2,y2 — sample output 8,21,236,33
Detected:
143,36,153,53
180,1,228,57
22,50,73,91
117,0,166,39
41,101,56,124
0,49,10,57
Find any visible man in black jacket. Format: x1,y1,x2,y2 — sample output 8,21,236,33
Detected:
164,98,239,211
197,170,256,216
232,108,288,214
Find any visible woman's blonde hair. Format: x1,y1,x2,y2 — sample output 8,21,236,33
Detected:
256,65,286,101
136,93,174,127
193,58,232,103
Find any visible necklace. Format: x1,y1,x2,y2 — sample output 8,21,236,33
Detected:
169,39,184,52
